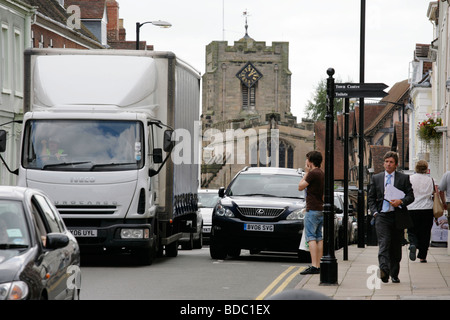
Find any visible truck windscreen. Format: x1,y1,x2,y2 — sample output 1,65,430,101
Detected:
22,120,144,171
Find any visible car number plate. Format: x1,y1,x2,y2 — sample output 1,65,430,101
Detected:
244,224,274,232
70,229,98,237
203,226,211,233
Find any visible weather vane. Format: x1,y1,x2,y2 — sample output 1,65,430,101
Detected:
243,9,250,37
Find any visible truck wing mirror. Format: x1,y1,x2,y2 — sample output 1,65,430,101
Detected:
163,129,174,152
0,130,6,152
153,148,163,164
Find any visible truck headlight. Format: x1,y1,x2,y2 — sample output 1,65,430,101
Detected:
120,228,149,239
215,204,234,217
287,208,305,220
0,281,29,300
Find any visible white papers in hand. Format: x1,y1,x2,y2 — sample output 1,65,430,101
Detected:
384,184,405,201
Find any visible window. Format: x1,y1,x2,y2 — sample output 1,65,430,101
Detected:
1,24,11,93
14,29,23,95
32,195,63,233
22,119,144,171
241,84,256,110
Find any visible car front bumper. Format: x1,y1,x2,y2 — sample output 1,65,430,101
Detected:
211,216,303,252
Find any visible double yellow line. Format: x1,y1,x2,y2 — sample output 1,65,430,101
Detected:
255,266,305,300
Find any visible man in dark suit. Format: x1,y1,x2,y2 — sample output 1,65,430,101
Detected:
368,151,414,283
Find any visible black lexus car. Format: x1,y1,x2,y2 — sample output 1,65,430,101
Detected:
209,167,309,260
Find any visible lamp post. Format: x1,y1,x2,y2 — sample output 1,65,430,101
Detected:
320,68,338,285
136,20,172,50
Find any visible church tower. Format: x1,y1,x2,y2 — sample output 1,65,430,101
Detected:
200,13,314,188
202,13,295,130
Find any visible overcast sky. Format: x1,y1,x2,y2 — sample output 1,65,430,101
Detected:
116,0,433,119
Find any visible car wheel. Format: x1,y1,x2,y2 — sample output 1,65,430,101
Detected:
227,247,241,258
181,233,194,250
298,250,311,263
193,231,203,249
210,238,227,259
72,288,81,300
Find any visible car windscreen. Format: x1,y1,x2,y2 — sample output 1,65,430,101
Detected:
22,119,144,171
198,192,220,208
227,174,305,199
0,200,30,248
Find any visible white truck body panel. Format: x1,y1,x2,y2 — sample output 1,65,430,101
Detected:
17,48,200,260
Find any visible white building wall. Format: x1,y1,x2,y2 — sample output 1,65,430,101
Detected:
0,0,34,185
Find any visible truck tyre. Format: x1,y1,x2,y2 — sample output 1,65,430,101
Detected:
165,240,178,257
136,246,155,265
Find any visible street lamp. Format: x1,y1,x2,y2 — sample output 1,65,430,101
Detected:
136,20,172,50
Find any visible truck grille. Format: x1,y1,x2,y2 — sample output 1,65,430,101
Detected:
56,205,117,215
237,207,285,218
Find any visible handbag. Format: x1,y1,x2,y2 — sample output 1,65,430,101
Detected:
299,228,309,251
433,179,444,219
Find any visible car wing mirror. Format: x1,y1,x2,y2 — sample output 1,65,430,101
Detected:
45,233,69,250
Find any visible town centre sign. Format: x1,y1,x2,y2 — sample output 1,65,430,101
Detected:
334,83,388,98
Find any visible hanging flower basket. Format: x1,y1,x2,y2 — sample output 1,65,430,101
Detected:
417,114,443,144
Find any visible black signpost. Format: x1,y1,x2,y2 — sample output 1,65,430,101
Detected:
320,77,388,284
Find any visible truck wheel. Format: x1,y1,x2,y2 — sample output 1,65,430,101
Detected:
136,246,155,265
165,240,178,257
209,239,227,259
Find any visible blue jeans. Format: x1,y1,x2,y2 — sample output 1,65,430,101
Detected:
304,210,324,242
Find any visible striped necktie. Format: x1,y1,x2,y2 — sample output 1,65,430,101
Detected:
382,174,392,212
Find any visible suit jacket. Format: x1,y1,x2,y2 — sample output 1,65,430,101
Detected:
368,171,415,215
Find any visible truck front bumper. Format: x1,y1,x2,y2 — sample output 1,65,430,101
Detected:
65,220,155,251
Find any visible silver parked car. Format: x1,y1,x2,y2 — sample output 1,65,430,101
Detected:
198,189,220,243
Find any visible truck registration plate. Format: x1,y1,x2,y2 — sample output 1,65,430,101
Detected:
70,229,98,237
244,224,274,232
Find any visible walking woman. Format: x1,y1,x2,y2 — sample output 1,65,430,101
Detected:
407,160,434,262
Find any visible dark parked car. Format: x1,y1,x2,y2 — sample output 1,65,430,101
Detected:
0,187,80,300
210,167,308,260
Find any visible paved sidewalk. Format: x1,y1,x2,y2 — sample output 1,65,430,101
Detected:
295,244,450,300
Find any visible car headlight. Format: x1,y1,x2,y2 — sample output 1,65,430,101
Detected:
0,281,29,300
287,208,305,220
214,204,234,217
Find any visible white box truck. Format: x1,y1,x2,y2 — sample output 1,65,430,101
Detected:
0,48,201,264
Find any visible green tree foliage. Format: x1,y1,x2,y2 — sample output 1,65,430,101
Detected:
304,78,343,120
